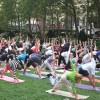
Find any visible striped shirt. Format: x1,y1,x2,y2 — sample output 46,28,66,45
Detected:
8,60,20,78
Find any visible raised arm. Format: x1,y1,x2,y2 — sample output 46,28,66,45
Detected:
66,40,72,61
90,39,94,59
70,59,76,72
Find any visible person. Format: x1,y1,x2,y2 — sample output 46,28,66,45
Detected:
45,49,52,59
82,49,97,64
52,59,83,100
58,43,69,66
25,36,30,52
78,40,97,90
41,56,55,75
23,51,42,79
17,50,27,69
61,42,72,70
0,59,22,82
31,39,40,53
0,53,14,65
81,40,97,64
58,37,70,66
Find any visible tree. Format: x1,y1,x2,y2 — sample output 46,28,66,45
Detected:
78,29,87,41
0,0,16,31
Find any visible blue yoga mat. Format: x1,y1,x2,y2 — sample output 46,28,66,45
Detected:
20,73,46,79
20,73,40,78
76,84,100,92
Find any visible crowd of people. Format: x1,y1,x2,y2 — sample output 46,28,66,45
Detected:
0,36,100,99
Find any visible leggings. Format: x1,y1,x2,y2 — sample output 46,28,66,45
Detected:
52,73,73,94
41,60,53,71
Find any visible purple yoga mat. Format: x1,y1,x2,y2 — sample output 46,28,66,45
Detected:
76,84,100,92
95,75,100,78
96,68,100,70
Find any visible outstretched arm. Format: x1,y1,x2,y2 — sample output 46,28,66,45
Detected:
70,59,77,72
65,41,72,64
90,39,94,59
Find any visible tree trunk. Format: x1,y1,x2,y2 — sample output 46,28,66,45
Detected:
95,0,100,27
65,0,68,37
71,0,79,37
86,0,89,36
43,7,47,38
72,7,78,37
20,15,23,32
10,18,13,32
51,6,54,30
14,19,16,33
37,24,41,32
17,14,20,32
65,6,68,36
71,15,73,36
28,16,32,34
31,19,34,32
57,12,60,38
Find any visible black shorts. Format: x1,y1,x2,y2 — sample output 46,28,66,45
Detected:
27,59,41,68
96,63,100,68
79,68,89,76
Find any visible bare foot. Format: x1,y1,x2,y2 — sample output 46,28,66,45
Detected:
94,88,99,91
76,97,80,100
51,89,56,92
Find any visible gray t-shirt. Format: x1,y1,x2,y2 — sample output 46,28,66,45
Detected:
29,52,41,60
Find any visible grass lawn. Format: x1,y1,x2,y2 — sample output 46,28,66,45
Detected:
0,68,100,100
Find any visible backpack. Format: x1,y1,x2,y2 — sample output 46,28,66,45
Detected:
49,74,58,86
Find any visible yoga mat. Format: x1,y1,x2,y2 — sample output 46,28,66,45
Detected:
54,66,64,70
41,72,62,77
42,71,100,81
76,84,100,92
0,76,24,83
20,73,45,79
56,70,100,74
55,69,64,73
82,77,100,83
46,89,89,99
96,68,100,70
55,70,71,74
0,68,5,70
20,69,31,72
60,64,65,67
95,75,100,78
